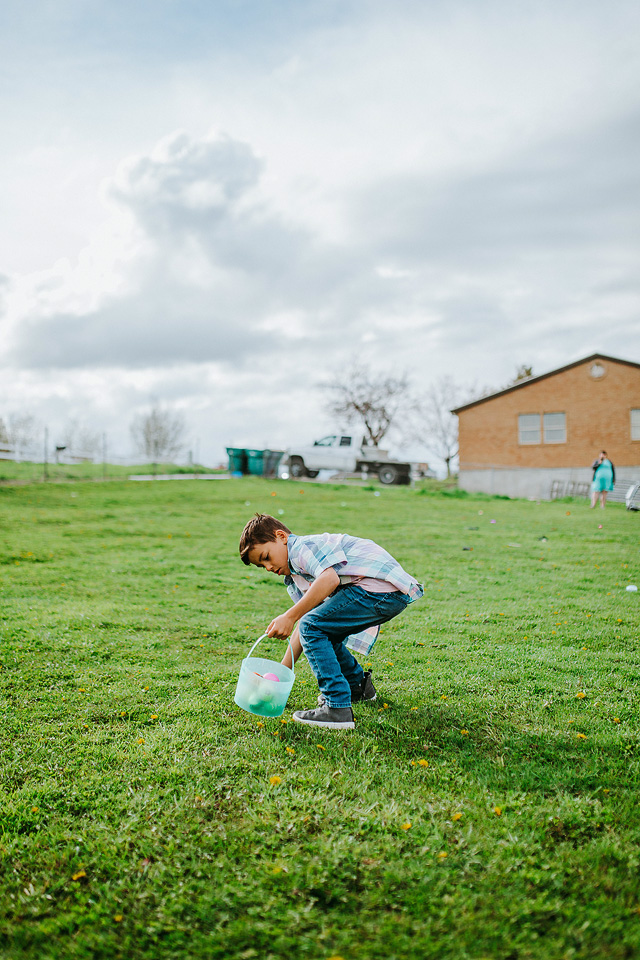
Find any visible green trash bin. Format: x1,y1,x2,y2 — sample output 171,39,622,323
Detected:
246,449,265,476
263,450,285,477
226,448,247,475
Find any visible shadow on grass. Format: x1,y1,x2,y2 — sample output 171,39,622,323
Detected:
280,697,633,796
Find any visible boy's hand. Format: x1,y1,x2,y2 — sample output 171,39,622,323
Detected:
267,613,296,640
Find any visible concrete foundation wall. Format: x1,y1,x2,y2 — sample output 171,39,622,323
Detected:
458,466,640,500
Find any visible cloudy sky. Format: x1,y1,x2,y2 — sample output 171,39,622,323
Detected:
1,0,639,466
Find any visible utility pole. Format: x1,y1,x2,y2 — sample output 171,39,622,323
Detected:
43,427,49,481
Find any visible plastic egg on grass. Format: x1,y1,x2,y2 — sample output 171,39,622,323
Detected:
627,585,638,592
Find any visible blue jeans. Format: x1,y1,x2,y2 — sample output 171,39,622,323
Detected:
298,585,410,708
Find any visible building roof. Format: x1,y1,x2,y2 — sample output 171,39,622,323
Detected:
451,353,640,415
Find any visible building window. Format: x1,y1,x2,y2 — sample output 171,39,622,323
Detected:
543,412,566,444
632,409,640,441
518,414,541,444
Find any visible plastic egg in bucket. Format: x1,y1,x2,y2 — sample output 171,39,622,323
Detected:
234,634,295,718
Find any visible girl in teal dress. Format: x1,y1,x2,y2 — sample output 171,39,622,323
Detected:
590,450,615,508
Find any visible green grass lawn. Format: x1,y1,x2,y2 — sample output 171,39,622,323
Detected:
1,477,639,960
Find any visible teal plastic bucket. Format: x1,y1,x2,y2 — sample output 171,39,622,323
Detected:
234,635,295,718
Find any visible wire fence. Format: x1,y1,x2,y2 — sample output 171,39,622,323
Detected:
0,443,225,483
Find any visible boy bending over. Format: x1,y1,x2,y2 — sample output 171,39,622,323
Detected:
239,514,423,730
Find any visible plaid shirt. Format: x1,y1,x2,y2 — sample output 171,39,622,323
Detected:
284,533,423,655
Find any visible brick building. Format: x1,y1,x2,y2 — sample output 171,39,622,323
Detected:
452,353,640,499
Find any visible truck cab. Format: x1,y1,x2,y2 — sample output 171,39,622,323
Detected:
285,434,409,483
286,435,357,476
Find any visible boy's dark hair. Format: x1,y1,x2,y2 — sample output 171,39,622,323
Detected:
239,513,292,565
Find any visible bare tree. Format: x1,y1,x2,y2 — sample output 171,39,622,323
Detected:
412,377,470,478
6,413,38,456
324,361,411,446
130,404,186,466
509,364,534,386
61,419,101,460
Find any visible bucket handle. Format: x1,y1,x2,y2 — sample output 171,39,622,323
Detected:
246,633,295,673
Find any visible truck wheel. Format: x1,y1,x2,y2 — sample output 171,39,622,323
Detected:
289,457,306,478
378,465,398,485
306,470,319,478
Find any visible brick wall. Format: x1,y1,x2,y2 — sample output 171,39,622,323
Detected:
458,357,640,470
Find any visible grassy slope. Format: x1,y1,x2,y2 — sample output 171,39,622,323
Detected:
0,478,639,960
0,462,221,482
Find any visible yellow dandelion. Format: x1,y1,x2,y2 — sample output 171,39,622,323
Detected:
120,711,126,717
401,822,412,830
71,870,87,881
316,744,326,750
137,738,145,744
576,733,587,740
285,746,295,755
613,718,621,724
195,795,203,802
494,807,502,816
418,759,429,767
79,687,86,692
269,775,282,786
576,692,586,699
143,686,149,691
441,695,448,700
114,915,123,922
410,760,417,767
383,703,389,709
280,718,288,724
31,807,39,813
256,721,264,729
460,729,469,736
410,706,419,711
452,813,463,822
150,715,158,720
437,851,448,859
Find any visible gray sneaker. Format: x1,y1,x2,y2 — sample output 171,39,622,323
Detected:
316,670,377,707
292,702,355,729
352,670,377,703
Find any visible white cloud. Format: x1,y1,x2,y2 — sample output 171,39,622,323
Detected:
1,0,639,466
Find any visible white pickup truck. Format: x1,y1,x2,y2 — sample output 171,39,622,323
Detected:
285,434,416,485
